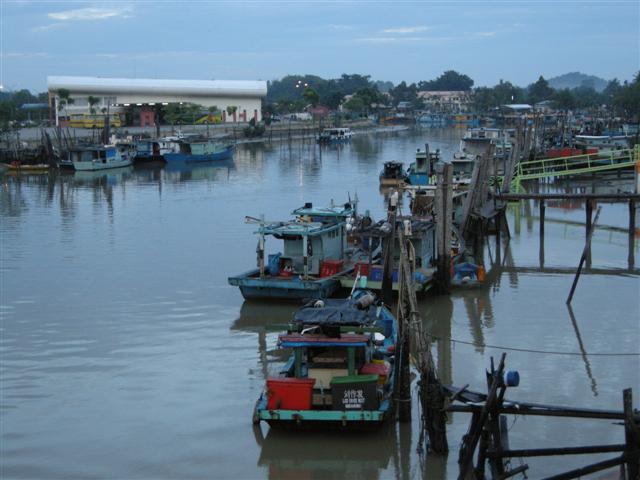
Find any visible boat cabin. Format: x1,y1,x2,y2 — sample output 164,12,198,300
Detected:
260,203,354,277
69,146,116,164
409,145,440,185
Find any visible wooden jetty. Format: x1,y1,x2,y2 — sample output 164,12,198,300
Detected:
449,355,639,480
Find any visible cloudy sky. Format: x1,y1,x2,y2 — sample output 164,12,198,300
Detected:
1,1,638,92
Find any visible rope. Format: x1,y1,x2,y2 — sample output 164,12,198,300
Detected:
429,334,640,357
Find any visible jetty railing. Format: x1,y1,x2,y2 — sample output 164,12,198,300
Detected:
512,147,638,187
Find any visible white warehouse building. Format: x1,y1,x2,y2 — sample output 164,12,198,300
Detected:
47,76,267,126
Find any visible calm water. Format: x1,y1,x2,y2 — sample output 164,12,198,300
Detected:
1,128,638,479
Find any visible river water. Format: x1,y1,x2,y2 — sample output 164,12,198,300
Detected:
1,128,638,479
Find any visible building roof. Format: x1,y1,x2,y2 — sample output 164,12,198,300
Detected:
47,76,267,98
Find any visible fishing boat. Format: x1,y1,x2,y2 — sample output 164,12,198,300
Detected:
417,113,447,127
317,128,353,143
252,289,397,429
0,161,50,172
379,161,408,187
573,134,630,152
163,137,234,163
407,145,440,186
458,127,513,161
134,138,180,162
70,143,134,171
340,215,436,294
228,201,370,300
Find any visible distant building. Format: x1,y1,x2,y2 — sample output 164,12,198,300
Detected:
418,90,471,113
47,76,267,126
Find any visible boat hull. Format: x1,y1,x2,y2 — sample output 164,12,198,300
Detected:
229,269,342,300
73,159,132,171
257,406,391,431
164,145,234,163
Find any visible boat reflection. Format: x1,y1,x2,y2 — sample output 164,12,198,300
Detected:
254,426,394,480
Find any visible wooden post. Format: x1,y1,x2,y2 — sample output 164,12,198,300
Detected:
586,199,594,266
629,200,636,268
435,162,453,293
567,206,602,304
623,388,639,480
540,200,546,239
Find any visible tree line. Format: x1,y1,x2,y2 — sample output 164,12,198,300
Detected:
1,70,638,129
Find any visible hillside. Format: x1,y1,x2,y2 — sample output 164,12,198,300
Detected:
547,72,609,92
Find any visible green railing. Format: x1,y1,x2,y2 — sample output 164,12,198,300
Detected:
507,146,639,191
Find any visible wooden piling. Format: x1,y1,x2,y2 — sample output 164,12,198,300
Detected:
629,200,636,268
567,206,602,304
623,388,639,479
540,200,546,239
435,162,453,293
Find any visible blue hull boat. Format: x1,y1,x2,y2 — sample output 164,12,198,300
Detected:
164,144,234,163
228,201,368,301
230,268,346,301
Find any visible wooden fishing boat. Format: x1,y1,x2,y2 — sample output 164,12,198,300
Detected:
317,127,353,143
228,201,370,300
71,144,134,171
1,161,50,172
252,289,397,430
379,161,408,187
340,215,436,294
133,138,180,162
163,137,234,163
407,145,440,186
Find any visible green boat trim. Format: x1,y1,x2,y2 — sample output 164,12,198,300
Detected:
258,408,386,423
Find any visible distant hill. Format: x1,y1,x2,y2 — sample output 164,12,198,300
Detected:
547,72,609,92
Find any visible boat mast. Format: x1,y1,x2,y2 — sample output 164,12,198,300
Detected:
258,214,265,278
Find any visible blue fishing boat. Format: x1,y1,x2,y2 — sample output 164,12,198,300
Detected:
163,137,234,163
252,289,397,430
134,138,180,162
407,144,440,186
340,215,436,294
228,201,368,300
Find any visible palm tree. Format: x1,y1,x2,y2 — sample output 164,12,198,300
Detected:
56,88,74,125
88,95,100,115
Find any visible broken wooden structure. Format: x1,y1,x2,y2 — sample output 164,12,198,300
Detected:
449,354,639,479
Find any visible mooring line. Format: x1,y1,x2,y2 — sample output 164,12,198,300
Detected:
427,335,640,357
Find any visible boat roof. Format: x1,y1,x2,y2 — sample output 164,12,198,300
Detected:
257,221,339,237
291,204,354,218
69,145,115,152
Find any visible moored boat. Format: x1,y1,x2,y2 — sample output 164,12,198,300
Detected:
134,138,180,162
407,145,440,186
70,144,134,171
252,289,397,430
317,128,353,143
379,161,408,187
163,137,234,163
1,161,50,172
228,201,369,300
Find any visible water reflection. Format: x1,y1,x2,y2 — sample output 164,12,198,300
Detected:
255,427,394,480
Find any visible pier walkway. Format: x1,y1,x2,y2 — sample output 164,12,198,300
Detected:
510,145,639,189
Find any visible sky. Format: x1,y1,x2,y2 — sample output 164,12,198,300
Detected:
1,0,638,93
